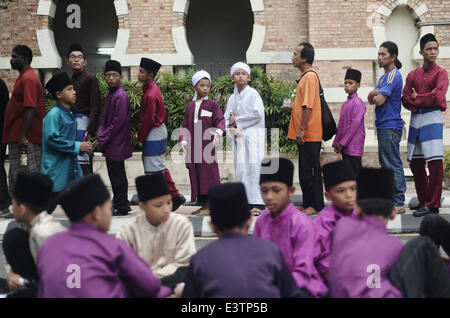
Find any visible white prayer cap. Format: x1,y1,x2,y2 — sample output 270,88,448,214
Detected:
230,62,251,77
192,70,211,87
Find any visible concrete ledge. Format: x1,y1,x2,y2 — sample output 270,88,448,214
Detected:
1,194,448,239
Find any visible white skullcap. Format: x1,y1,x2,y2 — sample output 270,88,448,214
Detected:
191,70,211,101
192,70,211,87
230,62,251,77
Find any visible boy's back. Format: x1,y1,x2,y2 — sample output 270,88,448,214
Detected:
328,217,404,298
37,222,170,298
182,231,304,298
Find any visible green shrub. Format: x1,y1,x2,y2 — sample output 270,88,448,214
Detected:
444,149,450,177
45,66,298,153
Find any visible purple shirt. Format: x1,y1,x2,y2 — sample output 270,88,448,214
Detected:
37,222,171,298
328,217,404,298
97,86,133,161
254,202,328,298
332,93,366,157
314,205,357,276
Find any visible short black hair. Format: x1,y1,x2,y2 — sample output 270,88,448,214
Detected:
15,199,46,215
213,218,249,234
420,33,438,50
298,42,315,65
12,45,33,64
357,198,394,218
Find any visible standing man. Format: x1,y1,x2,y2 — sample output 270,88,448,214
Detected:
2,45,45,199
402,34,448,217
137,58,186,211
368,41,406,214
0,78,10,216
97,60,133,216
67,43,101,176
287,42,324,213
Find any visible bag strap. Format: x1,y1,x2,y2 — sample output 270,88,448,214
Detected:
300,70,324,95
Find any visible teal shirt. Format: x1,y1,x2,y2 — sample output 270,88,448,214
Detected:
42,104,83,192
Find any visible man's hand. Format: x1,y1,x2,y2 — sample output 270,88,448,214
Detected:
211,132,220,145
7,271,26,291
411,88,418,100
80,142,93,154
181,142,187,154
18,136,28,152
368,89,380,104
229,113,236,125
334,144,343,154
296,128,305,145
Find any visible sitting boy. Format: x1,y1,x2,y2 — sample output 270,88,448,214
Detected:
37,174,172,298
182,182,308,298
117,173,196,288
6,172,66,293
254,157,327,298
328,168,404,297
314,160,357,284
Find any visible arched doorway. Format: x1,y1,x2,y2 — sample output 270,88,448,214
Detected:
185,0,254,78
384,5,421,81
53,0,118,74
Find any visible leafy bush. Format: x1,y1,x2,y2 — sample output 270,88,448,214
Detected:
444,149,450,177
45,66,298,153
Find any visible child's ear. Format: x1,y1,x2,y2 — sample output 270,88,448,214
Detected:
138,202,146,212
55,91,62,100
324,191,331,202
356,82,361,89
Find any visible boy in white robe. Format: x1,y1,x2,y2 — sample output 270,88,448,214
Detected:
224,62,266,211
116,173,196,288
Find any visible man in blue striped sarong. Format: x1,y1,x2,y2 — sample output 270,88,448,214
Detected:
402,33,449,217
137,58,186,211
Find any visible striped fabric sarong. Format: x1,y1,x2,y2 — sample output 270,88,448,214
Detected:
75,114,89,165
142,123,167,173
407,108,443,162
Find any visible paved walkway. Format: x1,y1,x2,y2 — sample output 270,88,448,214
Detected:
1,181,449,238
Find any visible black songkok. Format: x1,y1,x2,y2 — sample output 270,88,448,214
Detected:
322,160,356,191
13,172,53,210
357,168,394,201
104,60,122,75
67,43,85,57
45,72,72,99
345,69,362,83
135,173,170,203
259,157,294,187
140,57,161,74
209,183,250,231
58,174,110,221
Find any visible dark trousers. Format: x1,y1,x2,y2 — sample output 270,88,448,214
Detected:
47,191,60,214
0,144,10,210
297,142,324,211
81,154,94,176
106,159,130,213
342,153,362,174
163,168,180,198
390,236,450,298
160,266,189,289
410,159,443,208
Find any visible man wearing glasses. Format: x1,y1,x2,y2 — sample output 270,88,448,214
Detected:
66,43,101,176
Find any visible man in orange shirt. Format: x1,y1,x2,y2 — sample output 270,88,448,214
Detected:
287,42,324,213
